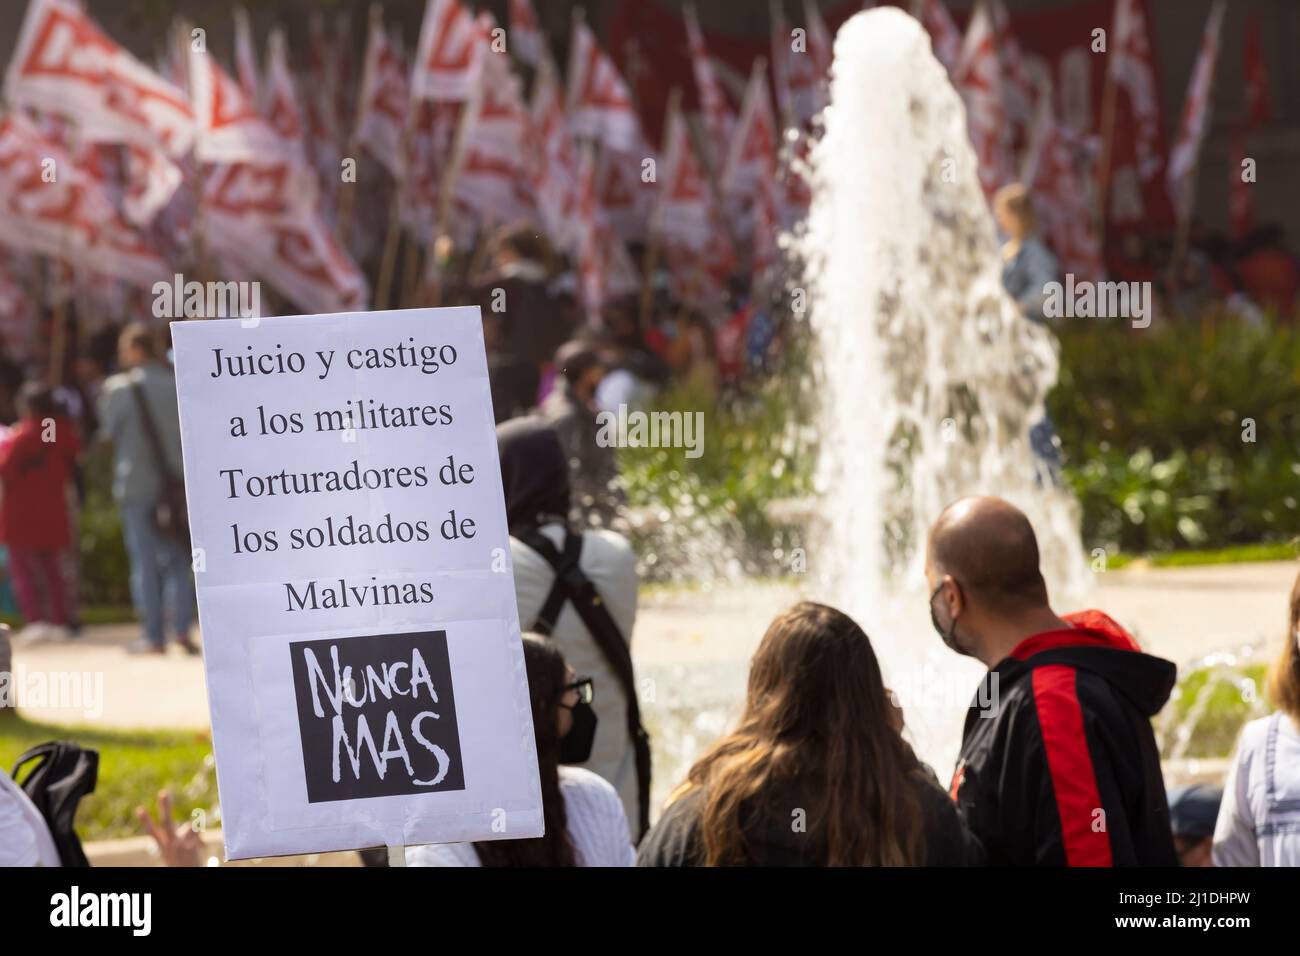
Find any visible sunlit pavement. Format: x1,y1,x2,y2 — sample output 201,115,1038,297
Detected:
11,560,1294,733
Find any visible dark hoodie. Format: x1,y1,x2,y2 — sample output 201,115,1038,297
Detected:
496,416,571,534
950,610,1178,866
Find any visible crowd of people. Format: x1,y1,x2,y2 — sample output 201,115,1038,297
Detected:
433,485,1300,868
0,322,196,655
439,485,1300,868
2,296,1299,867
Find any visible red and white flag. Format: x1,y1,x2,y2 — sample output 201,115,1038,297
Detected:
191,51,285,163
464,19,529,155
356,17,411,180
721,62,781,271
803,0,834,87
1167,0,1226,215
0,113,169,289
0,112,114,260
215,214,367,315
668,208,736,311
123,144,183,225
597,148,650,242
721,62,779,210
566,21,643,153
529,57,579,251
778,131,812,229
263,29,306,161
573,145,638,322
509,0,545,68
1023,99,1104,283
455,18,535,226
913,0,962,76
954,2,1010,197
1109,0,1162,181
203,162,366,312
202,163,315,233
683,3,735,165
233,7,260,103
5,0,195,156
302,13,341,167
652,102,711,252
85,209,171,290
1244,13,1271,130
988,0,1037,130
769,0,826,129
413,0,486,102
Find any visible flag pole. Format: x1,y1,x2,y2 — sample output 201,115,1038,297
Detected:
337,4,382,249
48,270,70,388
1094,57,1118,254
179,20,212,288
373,191,403,311
374,16,412,312
426,54,483,309
640,87,680,330
49,115,84,387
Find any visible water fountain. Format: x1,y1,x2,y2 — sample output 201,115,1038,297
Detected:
802,7,1092,775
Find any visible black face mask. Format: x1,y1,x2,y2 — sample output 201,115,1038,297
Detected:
929,580,965,655
559,701,598,764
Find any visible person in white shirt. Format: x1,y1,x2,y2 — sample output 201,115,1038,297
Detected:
407,635,635,867
1213,570,1300,867
0,767,61,867
493,416,645,836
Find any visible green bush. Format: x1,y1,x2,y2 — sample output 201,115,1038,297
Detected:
1050,318,1300,554
618,357,815,580
78,444,133,608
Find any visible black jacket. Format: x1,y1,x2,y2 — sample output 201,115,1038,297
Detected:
637,766,982,866
950,610,1178,866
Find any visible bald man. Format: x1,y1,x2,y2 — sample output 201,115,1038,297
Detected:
926,496,1178,866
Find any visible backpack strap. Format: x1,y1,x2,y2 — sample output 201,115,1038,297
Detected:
129,380,178,484
515,526,652,840
518,528,582,638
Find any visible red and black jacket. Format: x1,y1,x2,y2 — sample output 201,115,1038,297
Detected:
950,611,1179,866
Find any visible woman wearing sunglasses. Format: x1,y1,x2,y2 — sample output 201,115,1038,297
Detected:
407,635,635,867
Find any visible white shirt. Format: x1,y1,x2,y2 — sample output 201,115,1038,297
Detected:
1213,712,1300,867
509,524,640,832
405,767,636,867
0,768,61,866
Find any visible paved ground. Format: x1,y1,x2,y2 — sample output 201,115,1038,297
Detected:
9,560,1295,731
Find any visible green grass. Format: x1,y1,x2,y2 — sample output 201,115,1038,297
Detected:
1105,542,1298,571
0,715,216,842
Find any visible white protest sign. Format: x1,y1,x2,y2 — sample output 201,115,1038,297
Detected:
171,307,542,860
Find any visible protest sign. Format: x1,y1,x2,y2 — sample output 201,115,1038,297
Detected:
171,306,542,860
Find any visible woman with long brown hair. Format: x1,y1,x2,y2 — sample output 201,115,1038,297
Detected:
407,635,635,867
638,601,978,866
1213,568,1300,866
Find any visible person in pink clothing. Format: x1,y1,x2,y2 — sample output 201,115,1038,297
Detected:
0,383,81,643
